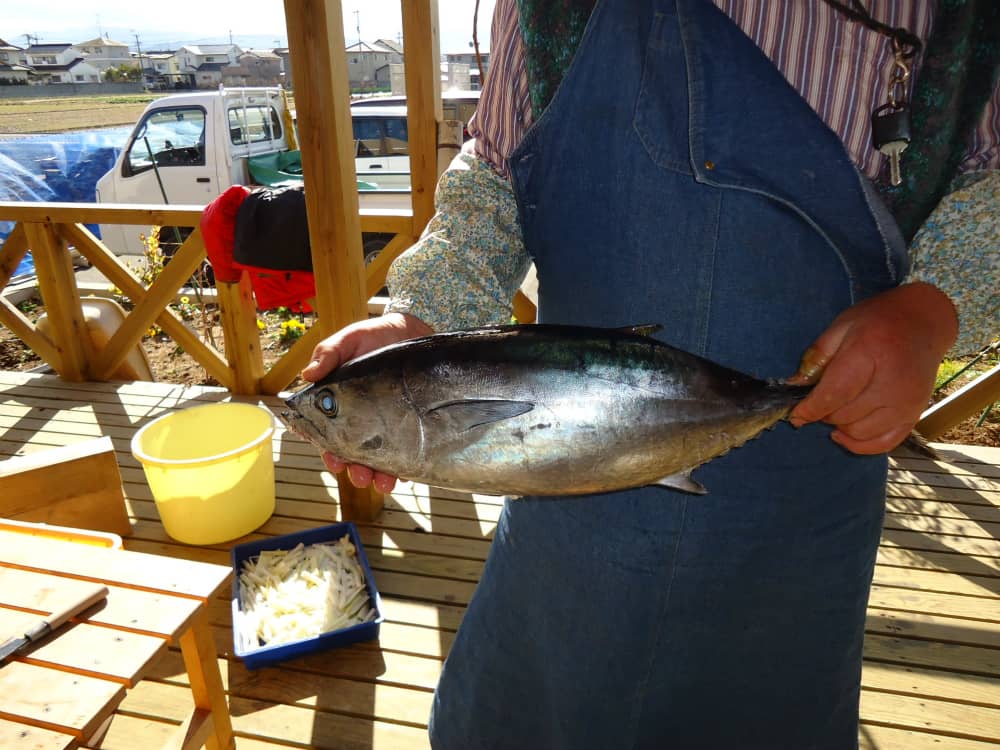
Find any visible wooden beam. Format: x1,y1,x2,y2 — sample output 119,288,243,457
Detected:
0,297,62,367
401,0,442,231
0,201,203,226
360,208,414,235
176,611,233,750
60,223,235,390
284,0,381,520
513,290,538,324
284,0,366,333
24,222,91,380
0,223,29,289
365,233,414,298
216,274,265,395
92,228,207,382
259,321,326,396
918,364,1000,439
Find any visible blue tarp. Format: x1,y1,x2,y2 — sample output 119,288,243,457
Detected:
0,127,130,280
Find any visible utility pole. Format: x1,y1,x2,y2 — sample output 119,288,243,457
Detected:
133,32,145,85
354,10,361,46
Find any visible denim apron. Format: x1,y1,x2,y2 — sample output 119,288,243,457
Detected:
430,1,908,747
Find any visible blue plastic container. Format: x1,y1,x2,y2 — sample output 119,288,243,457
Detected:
231,522,383,669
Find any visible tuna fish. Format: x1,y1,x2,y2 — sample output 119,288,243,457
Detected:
280,324,811,496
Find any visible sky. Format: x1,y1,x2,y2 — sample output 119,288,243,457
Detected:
2,0,495,54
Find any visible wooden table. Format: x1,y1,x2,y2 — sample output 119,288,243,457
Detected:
0,526,234,750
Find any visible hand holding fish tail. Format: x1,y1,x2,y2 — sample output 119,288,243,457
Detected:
787,282,958,455
302,313,434,492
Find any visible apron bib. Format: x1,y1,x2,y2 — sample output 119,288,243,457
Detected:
431,1,907,747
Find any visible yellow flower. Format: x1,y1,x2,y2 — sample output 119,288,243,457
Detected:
180,296,190,305
256,318,266,330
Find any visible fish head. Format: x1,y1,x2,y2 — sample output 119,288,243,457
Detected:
280,374,412,468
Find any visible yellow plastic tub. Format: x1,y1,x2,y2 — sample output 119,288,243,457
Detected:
131,402,276,545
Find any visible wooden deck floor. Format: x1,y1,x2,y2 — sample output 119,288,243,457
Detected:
1,370,998,749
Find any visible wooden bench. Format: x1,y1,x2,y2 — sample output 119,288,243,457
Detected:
0,526,233,750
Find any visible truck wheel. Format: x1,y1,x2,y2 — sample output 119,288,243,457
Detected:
155,226,193,261
363,234,393,296
155,226,214,287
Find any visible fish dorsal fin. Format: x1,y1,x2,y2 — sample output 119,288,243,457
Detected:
617,324,663,337
653,471,707,495
425,399,535,432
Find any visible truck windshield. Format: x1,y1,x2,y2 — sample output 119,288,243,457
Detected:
126,107,206,175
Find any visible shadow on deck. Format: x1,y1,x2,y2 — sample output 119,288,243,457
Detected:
1,370,997,749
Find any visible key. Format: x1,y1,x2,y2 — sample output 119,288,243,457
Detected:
871,104,912,187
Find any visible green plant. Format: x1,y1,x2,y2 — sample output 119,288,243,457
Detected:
934,359,966,391
280,318,306,342
17,298,38,315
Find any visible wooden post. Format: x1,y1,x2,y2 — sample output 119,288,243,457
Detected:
216,274,265,395
402,0,442,232
918,365,1000,440
24,222,92,381
284,0,382,520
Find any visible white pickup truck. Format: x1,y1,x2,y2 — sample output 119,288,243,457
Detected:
95,87,410,256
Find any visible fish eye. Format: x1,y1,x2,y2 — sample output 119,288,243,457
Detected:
315,388,338,417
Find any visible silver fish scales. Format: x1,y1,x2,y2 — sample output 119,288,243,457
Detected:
280,324,811,496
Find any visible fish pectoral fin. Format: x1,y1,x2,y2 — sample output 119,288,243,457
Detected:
616,323,663,337
425,399,535,432
652,471,708,495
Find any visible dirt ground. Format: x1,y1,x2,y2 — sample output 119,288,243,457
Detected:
0,94,156,134
0,296,310,390
0,294,996,448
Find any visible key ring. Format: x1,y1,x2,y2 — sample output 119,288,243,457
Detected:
887,37,911,110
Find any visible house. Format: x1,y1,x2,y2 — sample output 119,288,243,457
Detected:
31,58,102,84
23,43,77,67
0,62,32,84
0,39,24,66
24,43,101,84
444,49,490,89
222,50,283,87
193,61,227,88
345,39,403,91
142,51,183,88
75,36,131,72
273,47,293,89
0,39,30,84
174,44,243,88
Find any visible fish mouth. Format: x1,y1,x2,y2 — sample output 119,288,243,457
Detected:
277,409,308,438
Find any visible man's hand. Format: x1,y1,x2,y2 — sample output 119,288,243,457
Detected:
788,282,958,455
302,312,434,492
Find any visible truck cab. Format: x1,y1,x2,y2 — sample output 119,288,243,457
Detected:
96,88,290,255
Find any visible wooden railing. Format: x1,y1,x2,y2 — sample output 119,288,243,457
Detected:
0,201,416,395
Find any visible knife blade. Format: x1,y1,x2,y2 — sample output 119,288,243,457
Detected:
0,583,109,663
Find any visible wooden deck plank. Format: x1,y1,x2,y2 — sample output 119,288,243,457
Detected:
0,607,165,686
0,662,125,739
0,532,227,601
0,567,200,639
2,372,999,747
0,717,75,750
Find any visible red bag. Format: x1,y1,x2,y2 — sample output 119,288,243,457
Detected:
200,185,250,283
200,185,316,312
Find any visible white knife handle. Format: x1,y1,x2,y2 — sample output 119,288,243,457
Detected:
24,584,109,642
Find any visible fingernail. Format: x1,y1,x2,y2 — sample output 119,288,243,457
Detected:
794,347,828,384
